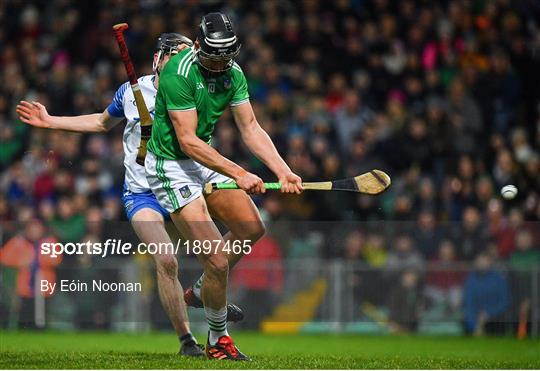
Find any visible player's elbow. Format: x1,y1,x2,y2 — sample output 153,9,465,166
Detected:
178,135,198,156
97,124,109,133
97,115,114,132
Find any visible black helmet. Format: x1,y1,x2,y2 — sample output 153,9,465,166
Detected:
196,13,241,74
153,33,193,72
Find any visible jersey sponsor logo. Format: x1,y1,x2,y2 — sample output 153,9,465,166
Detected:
179,185,192,199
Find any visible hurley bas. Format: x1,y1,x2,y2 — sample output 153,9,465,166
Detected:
41,279,142,295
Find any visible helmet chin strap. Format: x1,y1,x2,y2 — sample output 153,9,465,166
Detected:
153,50,163,74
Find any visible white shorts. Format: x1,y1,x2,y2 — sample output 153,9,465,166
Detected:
145,151,232,213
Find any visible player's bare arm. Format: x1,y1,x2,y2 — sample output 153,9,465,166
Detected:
168,109,266,194
16,101,122,133
231,101,303,194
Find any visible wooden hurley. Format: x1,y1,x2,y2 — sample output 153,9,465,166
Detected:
113,23,153,166
204,169,391,195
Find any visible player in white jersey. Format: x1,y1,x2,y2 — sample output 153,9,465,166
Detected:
16,33,240,357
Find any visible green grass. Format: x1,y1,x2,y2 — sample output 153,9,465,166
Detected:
0,331,538,369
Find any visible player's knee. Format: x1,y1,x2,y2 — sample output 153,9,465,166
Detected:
205,255,229,277
244,220,265,243
155,255,178,277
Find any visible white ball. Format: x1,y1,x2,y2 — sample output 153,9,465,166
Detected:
501,185,518,200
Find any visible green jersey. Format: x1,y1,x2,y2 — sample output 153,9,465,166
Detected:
147,47,249,160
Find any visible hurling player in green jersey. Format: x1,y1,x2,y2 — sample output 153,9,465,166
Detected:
146,13,302,360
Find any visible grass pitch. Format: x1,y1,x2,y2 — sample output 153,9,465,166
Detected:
0,331,538,369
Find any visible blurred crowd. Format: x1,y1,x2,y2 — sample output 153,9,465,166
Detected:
1,0,540,334
1,1,540,258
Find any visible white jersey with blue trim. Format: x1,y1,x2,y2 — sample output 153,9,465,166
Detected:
107,75,156,193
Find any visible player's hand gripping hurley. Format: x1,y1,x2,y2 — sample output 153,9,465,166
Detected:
113,23,153,166
205,169,391,195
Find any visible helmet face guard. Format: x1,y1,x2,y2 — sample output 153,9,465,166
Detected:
195,45,241,73
196,13,241,75
153,33,193,72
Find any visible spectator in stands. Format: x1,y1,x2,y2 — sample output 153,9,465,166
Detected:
386,233,425,276
487,199,515,259
0,218,60,328
508,229,540,337
362,233,387,268
455,206,488,261
388,269,422,333
231,235,284,329
509,230,540,269
334,90,374,154
415,210,442,259
446,77,483,156
358,232,387,306
413,177,438,215
425,240,465,316
463,252,509,335
49,196,86,244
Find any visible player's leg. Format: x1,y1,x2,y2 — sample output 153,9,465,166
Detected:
205,189,265,269
169,197,227,311
185,185,264,308
145,153,248,360
142,162,243,322
130,211,191,335
122,189,203,356
170,196,249,360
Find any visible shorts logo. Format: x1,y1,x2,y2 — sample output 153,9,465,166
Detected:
179,185,192,199
125,200,134,212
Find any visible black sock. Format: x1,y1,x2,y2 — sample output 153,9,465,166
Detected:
179,333,196,347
